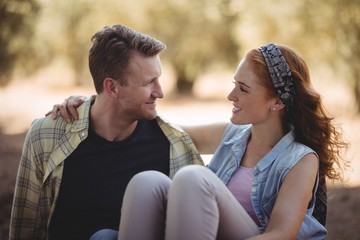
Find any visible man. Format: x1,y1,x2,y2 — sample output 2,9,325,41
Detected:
10,24,203,240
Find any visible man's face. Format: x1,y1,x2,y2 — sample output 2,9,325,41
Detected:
117,52,164,121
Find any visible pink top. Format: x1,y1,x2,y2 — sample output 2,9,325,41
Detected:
227,166,260,226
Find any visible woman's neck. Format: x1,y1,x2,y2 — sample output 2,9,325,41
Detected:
240,123,287,168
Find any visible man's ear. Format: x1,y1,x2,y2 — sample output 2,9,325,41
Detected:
103,78,119,97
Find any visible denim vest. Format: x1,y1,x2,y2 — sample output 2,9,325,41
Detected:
208,124,327,240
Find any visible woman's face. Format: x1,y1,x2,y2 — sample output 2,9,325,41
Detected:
227,58,277,125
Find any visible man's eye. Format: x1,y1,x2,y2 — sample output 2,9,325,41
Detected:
146,80,154,85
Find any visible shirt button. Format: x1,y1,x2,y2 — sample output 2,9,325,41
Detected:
252,187,256,193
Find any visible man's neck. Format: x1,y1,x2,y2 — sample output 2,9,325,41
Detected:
90,97,138,142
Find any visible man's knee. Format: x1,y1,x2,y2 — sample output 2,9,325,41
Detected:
89,229,118,240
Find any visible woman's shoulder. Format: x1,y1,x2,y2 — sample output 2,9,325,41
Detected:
222,124,251,141
283,127,316,156
276,141,317,170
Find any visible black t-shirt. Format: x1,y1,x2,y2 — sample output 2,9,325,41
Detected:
48,119,170,240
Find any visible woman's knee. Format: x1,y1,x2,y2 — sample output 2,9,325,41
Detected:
130,170,170,185
172,165,212,190
127,171,171,195
174,165,209,179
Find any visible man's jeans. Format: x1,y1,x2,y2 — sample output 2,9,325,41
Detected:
89,229,118,240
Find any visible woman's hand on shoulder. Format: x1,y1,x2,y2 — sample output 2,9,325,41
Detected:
45,95,87,123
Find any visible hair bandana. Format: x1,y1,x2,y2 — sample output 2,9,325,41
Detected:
258,43,295,110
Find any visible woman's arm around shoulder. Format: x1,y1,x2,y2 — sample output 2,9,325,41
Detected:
45,95,88,122
247,153,319,240
182,122,228,154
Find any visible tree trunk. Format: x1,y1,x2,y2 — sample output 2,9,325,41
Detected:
353,70,360,113
176,76,194,96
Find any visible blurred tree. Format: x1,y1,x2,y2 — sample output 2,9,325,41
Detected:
36,0,143,86
1,0,243,92
237,0,360,112
297,0,360,112
53,1,93,85
333,0,360,113
0,0,40,86
2,0,360,108
36,0,96,86
143,0,241,95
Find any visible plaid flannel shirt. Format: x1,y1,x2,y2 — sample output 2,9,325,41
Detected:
9,96,203,240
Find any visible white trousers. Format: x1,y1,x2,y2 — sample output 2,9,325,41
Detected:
118,165,260,240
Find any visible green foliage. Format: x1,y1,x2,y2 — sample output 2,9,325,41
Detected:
296,0,360,112
23,0,242,91
29,0,159,86
142,0,241,94
0,0,40,86
1,0,360,111
333,0,360,112
235,0,360,112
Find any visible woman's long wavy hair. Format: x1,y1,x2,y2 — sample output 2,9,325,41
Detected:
246,45,349,182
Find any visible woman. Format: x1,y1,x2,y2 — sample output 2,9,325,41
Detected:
114,43,349,240
51,44,348,239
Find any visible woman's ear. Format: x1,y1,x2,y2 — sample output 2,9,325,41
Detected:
271,98,286,111
103,78,119,98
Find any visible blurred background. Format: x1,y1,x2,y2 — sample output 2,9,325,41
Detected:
0,0,359,239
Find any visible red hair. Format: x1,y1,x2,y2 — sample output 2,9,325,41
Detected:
245,45,349,182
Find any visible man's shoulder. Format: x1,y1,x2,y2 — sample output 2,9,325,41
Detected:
26,115,68,142
31,115,67,130
155,116,184,133
29,98,92,134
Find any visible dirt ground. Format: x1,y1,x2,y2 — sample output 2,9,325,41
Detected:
1,75,360,239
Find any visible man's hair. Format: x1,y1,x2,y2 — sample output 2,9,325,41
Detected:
89,24,166,93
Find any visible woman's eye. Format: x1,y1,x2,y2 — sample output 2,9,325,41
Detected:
233,81,247,92
240,87,247,92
